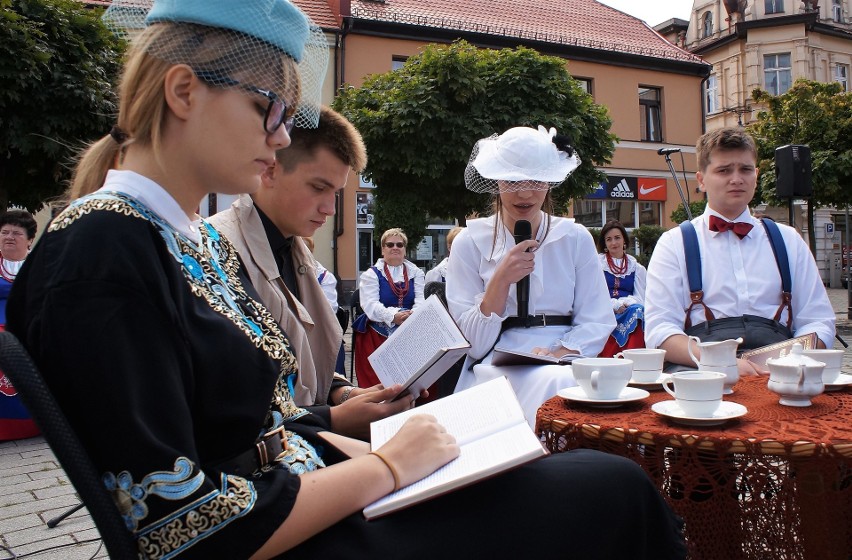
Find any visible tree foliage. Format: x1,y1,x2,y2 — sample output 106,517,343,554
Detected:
333,40,616,245
749,80,852,253
670,200,707,224
0,0,124,211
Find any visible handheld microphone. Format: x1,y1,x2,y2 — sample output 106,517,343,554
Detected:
513,220,532,319
657,147,681,155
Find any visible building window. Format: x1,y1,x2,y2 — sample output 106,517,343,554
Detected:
575,78,592,95
391,56,407,71
702,12,713,38
765,0,784,14
639,87,662,142
574,200,662,229
764,53,792,95
705,74,719,114
836,64,849,91
834,0,843,22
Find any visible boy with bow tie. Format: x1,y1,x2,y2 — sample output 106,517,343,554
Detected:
645,127,834,376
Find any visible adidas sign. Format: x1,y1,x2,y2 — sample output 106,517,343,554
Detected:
610,179,635,199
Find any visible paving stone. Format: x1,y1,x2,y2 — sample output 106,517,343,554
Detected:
0,512,42,533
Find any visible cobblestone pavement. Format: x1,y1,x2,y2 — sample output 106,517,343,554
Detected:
2,289,851,558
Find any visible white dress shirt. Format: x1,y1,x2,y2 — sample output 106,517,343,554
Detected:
425,257,449,284
645,208,835,349
447,213,615,425
315,260,339,313
358,258,425,328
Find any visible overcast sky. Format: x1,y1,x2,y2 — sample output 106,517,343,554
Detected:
596,0,694,27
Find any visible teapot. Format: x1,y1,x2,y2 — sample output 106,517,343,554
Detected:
687,336,743,394
766,343,825,407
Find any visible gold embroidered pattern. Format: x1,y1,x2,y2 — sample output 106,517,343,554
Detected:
137,474,255,559
49,195,145,232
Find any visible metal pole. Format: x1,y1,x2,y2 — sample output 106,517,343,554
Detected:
664,154,693,221
846,204,850,320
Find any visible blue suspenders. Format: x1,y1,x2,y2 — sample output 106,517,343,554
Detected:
679,218,792,329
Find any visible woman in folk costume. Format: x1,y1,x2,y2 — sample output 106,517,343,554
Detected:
352,228,425,388
0,210,40,441
597,220,648,357
447,126,616,425
7,1,685,555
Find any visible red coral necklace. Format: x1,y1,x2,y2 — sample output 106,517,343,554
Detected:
606,252,628,275
383,263,409,306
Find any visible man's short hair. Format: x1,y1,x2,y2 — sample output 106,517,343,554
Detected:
696,127,757,172
276,106,367,173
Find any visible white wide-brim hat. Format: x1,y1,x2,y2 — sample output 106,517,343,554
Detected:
465,126,580,194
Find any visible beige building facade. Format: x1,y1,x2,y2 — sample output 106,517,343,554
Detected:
296,0,711,294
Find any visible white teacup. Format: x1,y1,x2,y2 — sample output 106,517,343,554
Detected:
615,348,666,383
572,358,633,400
662,370,726,417
802,349,844,384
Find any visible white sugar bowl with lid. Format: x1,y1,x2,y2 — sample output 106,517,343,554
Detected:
766,343,825,407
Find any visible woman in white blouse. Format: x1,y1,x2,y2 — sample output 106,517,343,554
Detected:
447,126,615,425
352,228,425,387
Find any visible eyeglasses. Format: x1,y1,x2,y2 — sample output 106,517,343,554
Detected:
384,242,405,249
194,71,295,135
0,230,25,238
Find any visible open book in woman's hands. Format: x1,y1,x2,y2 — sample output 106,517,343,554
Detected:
363,377,548,519
490,346,586,367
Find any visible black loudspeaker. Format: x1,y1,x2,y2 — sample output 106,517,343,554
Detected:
775,144,812,198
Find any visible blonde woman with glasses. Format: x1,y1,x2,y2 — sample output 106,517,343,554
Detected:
8,2,684,557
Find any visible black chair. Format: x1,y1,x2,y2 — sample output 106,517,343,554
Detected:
424,280,448,307
348,288,362,383
0,332,140,559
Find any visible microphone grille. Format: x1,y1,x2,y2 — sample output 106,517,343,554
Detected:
513,220,532,239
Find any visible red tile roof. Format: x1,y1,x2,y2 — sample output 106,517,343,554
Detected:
350,0,704,64
291,0,341,30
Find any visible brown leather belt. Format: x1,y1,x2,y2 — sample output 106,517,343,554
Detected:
213,427,286,476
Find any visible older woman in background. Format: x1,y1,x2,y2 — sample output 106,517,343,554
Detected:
597,220,647,357
352,228,425,388
0,210,39,440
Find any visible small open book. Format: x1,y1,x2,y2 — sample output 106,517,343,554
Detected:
738,333,819,366
363,377,549,519
490,346,585,367
368,294,470,400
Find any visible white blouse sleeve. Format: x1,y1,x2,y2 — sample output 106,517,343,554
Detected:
446,231,506,360
411,263,426,310
359,266,397,327
558,233,617,356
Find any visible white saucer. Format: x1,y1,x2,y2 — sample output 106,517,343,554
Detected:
629,373,671,389
651,400,747,426
558,386,650,408
824,372,852,392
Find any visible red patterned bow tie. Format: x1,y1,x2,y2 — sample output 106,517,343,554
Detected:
708,215,753,239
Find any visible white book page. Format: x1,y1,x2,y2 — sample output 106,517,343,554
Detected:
364,422,546,518
368,295,469,387
370,377,525,449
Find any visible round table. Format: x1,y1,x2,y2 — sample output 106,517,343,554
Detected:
535,375,852,560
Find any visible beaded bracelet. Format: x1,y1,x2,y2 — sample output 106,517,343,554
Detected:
369,451,400,492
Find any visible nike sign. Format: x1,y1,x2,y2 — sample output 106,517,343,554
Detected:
639,185,664,195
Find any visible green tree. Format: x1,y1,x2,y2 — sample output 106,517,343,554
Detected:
670,200,707,224
749,79,852,255
333,40,616,245
0,0,124,211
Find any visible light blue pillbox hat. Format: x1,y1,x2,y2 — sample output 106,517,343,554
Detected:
146,0,310,62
